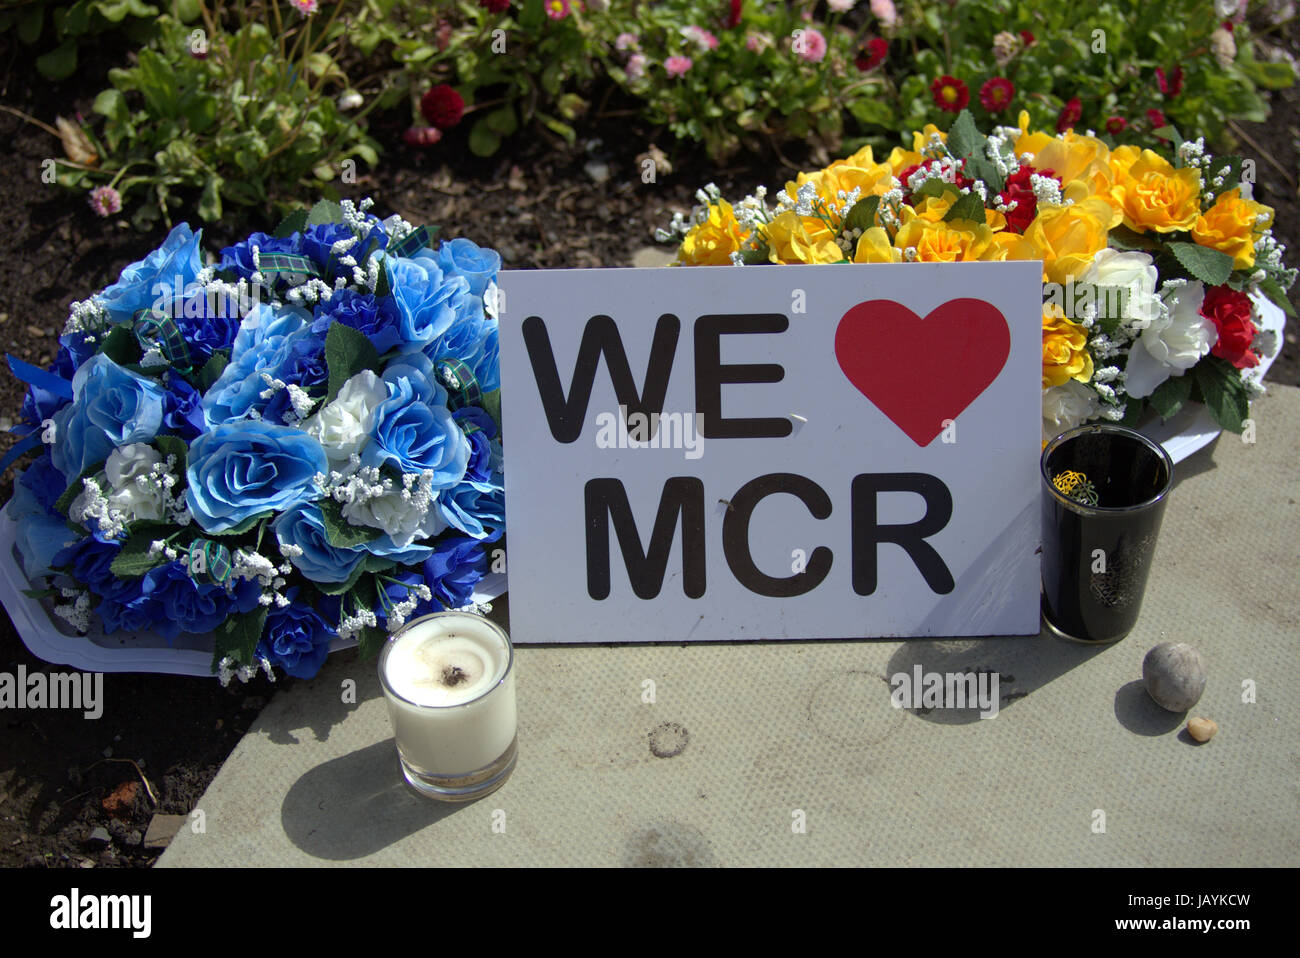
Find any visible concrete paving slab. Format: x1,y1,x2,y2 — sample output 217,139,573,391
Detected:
160,387,1300,867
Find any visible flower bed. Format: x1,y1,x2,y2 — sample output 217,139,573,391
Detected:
2,200,504,682
660,110,1295,440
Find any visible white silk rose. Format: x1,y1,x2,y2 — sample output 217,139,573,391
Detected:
104,443,166,521
1079,248,1160,329
1042,380,1100,441
341,486,446,547
1124,281,1217,399
300,369,387,468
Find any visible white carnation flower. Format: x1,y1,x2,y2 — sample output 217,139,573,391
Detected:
1124,281,1216,398
1079,248,1160,331
104,443,166,522
341,486,446,547
300,370,387,467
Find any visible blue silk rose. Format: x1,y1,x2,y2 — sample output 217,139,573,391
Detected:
50,354,167,480
362,353,469,487
186,420,328,533
270,503,367,584
97,223,203,323
437,238,501,298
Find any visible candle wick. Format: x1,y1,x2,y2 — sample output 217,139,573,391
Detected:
442,665,469,687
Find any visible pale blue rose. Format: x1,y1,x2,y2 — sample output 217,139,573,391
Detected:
10,482,79,579
50,354,167,480
185,420,327,533
97,223,203,323
384,250,472,352
437,238,500,298
271,504,366,584
202,303,312,426
362,353,469,487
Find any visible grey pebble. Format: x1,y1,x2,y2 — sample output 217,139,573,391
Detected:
1142,642,1207,712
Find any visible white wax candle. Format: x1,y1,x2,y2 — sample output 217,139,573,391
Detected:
380,612,516,776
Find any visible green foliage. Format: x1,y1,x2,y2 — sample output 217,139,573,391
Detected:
60,5,381,225
0,0,182,79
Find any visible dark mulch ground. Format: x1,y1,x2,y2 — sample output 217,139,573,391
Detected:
1,21,1298,867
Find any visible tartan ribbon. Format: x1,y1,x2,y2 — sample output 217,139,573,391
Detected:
133,311,193,373
186,539,233,585
258,252,321,282
388,225,431,260
435,358,481,411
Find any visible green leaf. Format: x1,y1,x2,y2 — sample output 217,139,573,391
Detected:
306,199,344,226
22,587,61,599
36,40,77,81
843,195,881,234
1106,224,1159,252
100,324,139,366
154,435,188,476
468,118,501,157
356,625,386,660
1167,242,1234,287
1148,372,1192,420
93,88,129,124
212,605,269,672
913,177,950,201
481,388,501,436
275,209,310,238
1194,358,1250,433
17,4,43,44
209,510,272,536
945,109,984,162
1257,278,1297,318
196,350,230,391
535,112,576,145
198,175,223,222
109,530,168,579
319,498,382,548
55,466,100,517
944,191,987,225
324,321,381,403
484,105,517,136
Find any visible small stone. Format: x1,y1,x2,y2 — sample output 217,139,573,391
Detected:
584,159,610,184
1187,717,1218,742
1142,642,1207,712
127,830,143,846
25,324,45,338
142,814,187,850
102,747,113,758
87,826,111,846
102,780,139,818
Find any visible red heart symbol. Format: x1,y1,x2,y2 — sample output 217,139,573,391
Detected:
834,298,1011,447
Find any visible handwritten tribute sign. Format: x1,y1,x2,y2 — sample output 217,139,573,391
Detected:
497,262,1043,643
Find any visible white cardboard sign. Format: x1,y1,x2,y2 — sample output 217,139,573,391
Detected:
497,262,1043,643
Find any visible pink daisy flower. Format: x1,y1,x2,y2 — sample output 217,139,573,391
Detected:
795,27,826,63
664,55,693,77
88,185,122,218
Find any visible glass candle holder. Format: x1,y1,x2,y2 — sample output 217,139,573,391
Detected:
378,611,517,801
1040,423,1175,644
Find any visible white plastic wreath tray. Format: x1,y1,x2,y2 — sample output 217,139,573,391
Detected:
0,295,1285,676
0,506,506,678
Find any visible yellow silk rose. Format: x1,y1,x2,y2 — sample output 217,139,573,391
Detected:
853,227,902,263
1111,149,1202,233
1192,188,1274,269
764,210,843,264
1022,198,1113,284
980,230,1041,262
893,211,994,262
1041,304,1094,389
676,200,748,266
1013,110,1055,162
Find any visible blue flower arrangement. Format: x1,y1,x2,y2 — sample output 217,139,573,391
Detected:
3,199,504,682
